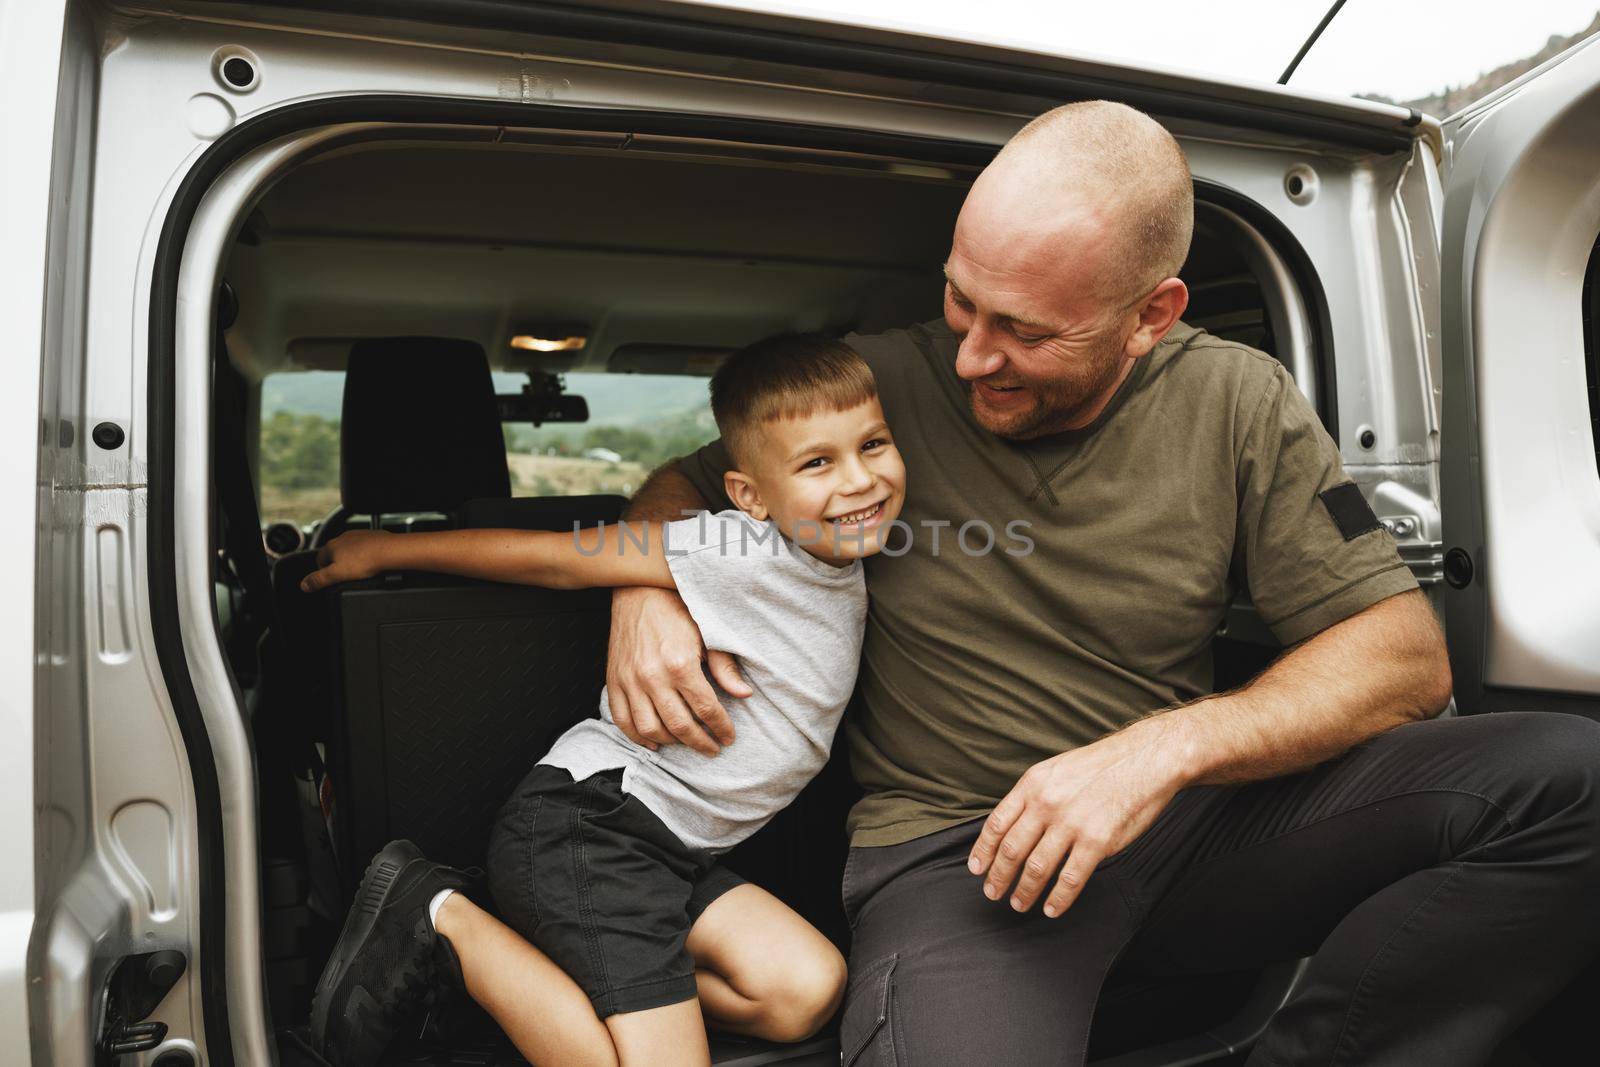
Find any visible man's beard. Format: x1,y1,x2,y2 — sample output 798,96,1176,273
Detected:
966,335,1129,441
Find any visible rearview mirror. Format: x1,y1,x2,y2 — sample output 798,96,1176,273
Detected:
497,372,589,425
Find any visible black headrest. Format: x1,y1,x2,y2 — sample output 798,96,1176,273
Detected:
340,337,511,515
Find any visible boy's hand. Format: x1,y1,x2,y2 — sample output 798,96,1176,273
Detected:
300,530,396,593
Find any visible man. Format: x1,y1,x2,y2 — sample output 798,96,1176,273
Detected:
605,101,1600,1064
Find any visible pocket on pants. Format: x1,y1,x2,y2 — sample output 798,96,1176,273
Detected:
840,953,900,1067
575,769,633,823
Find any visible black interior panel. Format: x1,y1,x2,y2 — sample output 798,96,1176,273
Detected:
329,578,611,885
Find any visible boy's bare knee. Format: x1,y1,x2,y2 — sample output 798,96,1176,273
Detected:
752,948,847,1042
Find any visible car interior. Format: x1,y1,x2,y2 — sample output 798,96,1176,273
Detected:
213,130,1313,1065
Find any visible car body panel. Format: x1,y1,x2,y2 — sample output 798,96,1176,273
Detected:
19,2,217,1061
1440,31,1600,703
4,0,67,1058
192,0,1438,155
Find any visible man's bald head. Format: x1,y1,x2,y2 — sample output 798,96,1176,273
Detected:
943,101,1195,440
965,101,1193,303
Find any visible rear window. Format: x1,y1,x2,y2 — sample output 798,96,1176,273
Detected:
258,370,717,527
259,370,343,527
503,373,718,499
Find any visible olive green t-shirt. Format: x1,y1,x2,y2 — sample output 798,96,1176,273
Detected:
680,319,1418,848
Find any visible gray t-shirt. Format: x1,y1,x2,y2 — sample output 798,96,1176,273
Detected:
680,320,1418,847
540,509,867,853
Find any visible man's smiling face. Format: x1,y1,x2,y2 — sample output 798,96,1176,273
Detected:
941,119,1192,442
943,168,1141,441
943,264,1133,442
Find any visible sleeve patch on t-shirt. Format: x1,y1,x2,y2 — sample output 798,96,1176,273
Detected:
1319,482,1381,541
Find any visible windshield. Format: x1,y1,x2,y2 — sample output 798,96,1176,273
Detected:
693,0,1600,118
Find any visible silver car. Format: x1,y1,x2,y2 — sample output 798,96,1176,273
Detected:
6,2,1598,1064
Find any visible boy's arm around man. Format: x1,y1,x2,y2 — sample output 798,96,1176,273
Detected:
299,521,680,594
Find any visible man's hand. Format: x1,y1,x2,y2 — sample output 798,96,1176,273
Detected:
967,716,1192,918
300,530,396,593
966,591,1449,918
606,585,752,755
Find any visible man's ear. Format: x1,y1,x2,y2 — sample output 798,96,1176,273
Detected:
723,470,768,520
1124,277,1189,359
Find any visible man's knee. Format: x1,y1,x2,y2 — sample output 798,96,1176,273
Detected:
1421,712,1600,852
1500,712,1600,814
1385,712,1600,803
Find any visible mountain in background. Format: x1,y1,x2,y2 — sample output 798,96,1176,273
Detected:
259,370,345,420
1359,12,1600,117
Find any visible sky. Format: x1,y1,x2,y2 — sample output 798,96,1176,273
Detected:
685,0,1600,111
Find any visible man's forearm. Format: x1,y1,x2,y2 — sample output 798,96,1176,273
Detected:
613,460,711,612
625,459,711,522
1134,589,1454,789
605,457,744,752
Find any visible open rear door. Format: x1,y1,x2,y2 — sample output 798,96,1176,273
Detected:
1440,34,1600,715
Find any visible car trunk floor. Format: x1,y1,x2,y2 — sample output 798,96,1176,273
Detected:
274,1024,839,1066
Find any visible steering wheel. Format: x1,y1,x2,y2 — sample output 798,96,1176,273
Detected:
309,505,357,550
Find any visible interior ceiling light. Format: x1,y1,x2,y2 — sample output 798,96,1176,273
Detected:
510,331,587,353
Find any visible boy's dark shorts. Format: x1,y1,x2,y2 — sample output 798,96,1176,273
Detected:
485,764,745,1017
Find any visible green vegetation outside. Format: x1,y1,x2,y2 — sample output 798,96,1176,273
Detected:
258,402,718,528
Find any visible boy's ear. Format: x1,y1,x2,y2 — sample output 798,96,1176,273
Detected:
723,470,768,520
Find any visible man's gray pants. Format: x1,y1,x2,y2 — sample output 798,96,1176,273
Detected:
838,713,1600,1066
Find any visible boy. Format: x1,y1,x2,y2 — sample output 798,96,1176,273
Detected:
305,334,906,1067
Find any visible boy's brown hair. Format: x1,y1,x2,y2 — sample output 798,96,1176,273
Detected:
710,333,877,468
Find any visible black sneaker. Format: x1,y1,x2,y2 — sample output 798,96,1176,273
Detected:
418,928,473,1042
309,840,473,1066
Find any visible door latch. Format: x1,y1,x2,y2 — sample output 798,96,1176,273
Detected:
96,950,187,1064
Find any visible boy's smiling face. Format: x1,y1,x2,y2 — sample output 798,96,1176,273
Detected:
723,397,906,564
